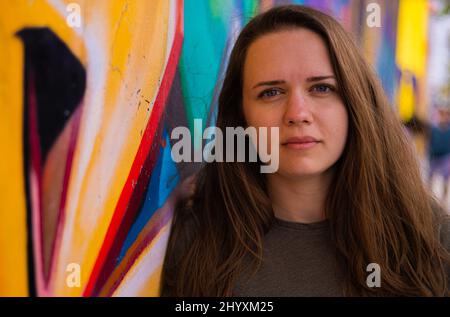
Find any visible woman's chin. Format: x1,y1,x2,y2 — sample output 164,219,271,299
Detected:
276,166,323,179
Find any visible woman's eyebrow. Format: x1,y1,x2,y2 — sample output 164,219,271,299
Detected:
252,76,335,89
252,80,285,89
306,75,335,82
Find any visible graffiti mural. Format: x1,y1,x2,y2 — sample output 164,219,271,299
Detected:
0,0,428,296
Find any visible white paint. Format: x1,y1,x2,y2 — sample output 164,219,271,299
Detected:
427,14,450,104
53,10,109,293
112,224,171,296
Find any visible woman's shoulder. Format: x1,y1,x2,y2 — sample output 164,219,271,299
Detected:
431,199,450,250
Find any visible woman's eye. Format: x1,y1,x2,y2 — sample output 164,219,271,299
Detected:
311,84,334,93
258,88,282,99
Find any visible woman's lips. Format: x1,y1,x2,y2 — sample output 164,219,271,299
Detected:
282,136,320,150
283,141,318,150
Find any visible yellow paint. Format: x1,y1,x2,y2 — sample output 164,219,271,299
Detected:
395,0,429,123
397,74,415,122
51,0,172,296
0,0,86,297
0,0,174,296
137,266,163,297
396,0,428,78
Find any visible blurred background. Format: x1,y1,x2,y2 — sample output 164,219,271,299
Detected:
0,0,449,297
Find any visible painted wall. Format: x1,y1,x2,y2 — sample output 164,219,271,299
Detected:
0,0,426,296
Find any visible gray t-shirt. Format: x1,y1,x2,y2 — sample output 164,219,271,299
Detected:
162,210,450,296
232,218,345,296
232,215,450,296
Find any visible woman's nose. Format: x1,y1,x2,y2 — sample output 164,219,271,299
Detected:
283,91,313,126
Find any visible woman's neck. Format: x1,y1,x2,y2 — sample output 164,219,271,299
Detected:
266,169,334,224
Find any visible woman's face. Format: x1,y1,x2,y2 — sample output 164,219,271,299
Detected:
242,28,348,179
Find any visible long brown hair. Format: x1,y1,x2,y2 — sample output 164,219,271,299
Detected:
161,5,450,296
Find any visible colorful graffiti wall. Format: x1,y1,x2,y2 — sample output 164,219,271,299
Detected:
0,0,429,296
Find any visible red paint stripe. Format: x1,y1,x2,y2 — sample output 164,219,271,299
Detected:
83,0,184,296
46,105,83,287
92,129,161,295
103,172,196,295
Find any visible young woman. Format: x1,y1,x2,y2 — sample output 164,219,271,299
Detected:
161,5,450,296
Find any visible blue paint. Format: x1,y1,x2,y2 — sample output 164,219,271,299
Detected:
180,0,233,137
117,128,180,263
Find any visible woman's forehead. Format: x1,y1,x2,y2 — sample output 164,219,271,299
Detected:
243,29,334,83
